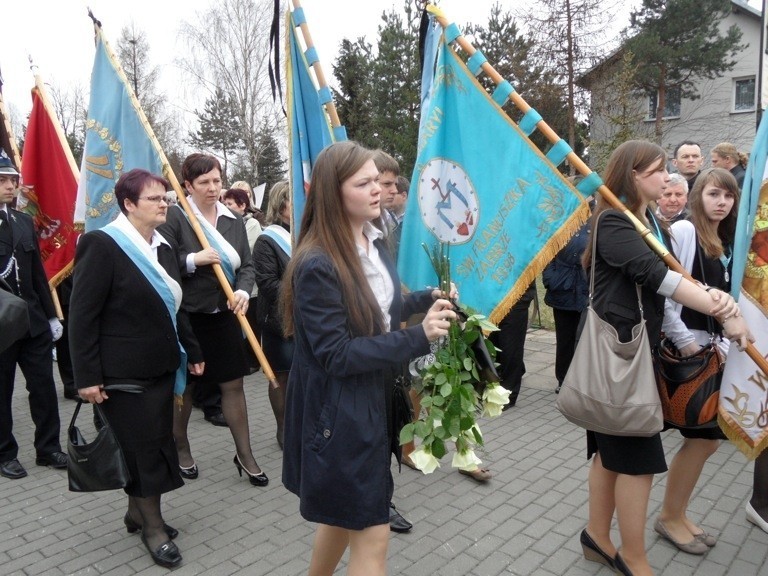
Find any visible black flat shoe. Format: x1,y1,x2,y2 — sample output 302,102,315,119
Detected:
141,534,182,568
0,458,28,479
35,451,68,469
614,552,633,576
389,503,412,533
580,529,614,568
204,412,228,427
233,455,268,486
124,513,179,540
179,463,198,480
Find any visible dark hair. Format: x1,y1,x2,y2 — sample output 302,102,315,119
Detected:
583,140,668,268
282,141,383,337
182,153,222,184
688,167,740,259
223,188,251,210
115,169,170,214
673,140,701,158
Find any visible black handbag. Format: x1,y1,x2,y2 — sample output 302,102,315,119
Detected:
0,277,30,354
67,400,131,492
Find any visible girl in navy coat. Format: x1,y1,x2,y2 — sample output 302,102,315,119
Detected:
281,141,456,575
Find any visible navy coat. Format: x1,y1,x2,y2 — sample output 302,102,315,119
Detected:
282,239,432,530
542,223,589,312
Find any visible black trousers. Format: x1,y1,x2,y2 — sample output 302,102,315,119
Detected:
490,284,536,400
553,308,582,385
0,329,61,461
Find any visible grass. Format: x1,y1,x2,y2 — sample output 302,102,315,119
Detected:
530,276,555,330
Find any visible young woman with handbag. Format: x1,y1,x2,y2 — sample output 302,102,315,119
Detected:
578,141,752,576
655,168,741,554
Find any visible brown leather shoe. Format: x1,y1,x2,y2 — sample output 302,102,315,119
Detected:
459,467,492,482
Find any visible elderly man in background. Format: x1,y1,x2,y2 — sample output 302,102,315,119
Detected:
655,172,689,224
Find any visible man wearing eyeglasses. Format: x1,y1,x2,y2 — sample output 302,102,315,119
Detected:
0,149,67,479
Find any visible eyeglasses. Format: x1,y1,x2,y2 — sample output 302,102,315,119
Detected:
139,195,169,204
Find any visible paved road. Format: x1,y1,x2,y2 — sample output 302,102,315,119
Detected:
2,329,766,575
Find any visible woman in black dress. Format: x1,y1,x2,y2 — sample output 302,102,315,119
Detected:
578,141,751,576
158,154,266,487
70,169,205,569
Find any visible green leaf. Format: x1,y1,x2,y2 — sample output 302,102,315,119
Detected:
432,438,447,459
399,424,414,444
463,357,474,371
448,417,461,438
435,372,448,386
421,396,433,408
432,395,445,407
472,426,484,445
433,425,449,440
440,382,452,397
414,420,430,438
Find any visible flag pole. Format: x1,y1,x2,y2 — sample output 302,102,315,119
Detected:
290,0,342,129
427,3,768,376
0,87,21,170
89,15,278,389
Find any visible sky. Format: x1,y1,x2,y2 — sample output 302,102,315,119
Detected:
1,0,633,136
2,0,762,141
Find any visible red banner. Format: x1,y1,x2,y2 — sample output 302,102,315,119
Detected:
20,88,78,282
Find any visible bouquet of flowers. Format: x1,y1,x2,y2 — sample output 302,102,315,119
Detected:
400,244,511,474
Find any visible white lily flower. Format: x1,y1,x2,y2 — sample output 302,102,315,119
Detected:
452,448,482,470
410,446,440,474
483,384,511,406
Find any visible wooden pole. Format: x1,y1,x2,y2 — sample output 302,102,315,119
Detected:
91,21,278,387
0,90,21,170
290,0,343,128
427,4,768,376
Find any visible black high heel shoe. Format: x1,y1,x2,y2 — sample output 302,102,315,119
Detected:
614,552,633,576
233,455,268,486
580,529,615,569
124,513,179,540
140,533,182,568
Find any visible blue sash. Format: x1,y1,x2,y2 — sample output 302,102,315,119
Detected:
179,208,237,286
261,225,292,257
102,226,188,398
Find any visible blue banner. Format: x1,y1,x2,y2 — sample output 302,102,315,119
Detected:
398,33,589,323
287,10,345,237
76,28,163,232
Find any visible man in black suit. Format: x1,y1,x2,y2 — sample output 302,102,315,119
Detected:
0,150,67,479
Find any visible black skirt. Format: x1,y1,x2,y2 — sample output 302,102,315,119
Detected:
100,373,183,497
587,430,667,475
260,327,294,373
189,311,249,385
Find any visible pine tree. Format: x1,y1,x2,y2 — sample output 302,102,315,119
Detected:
368,2,422,177
333,38,375,144
254,121,285,196
188,87,243,182
625,0,745,143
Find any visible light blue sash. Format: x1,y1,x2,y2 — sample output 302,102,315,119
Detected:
179,208,237,286
102,226,188,398
261,225,292,257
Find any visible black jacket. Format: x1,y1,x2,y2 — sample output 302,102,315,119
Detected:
252,231,291,335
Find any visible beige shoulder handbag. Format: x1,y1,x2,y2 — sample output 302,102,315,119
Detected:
555,213,663,437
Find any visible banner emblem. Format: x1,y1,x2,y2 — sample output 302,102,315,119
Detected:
417,158,478,244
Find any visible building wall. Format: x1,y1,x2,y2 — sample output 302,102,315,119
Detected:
586,3,761,171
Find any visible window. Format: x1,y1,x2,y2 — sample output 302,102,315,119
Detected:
734,77,756,112
647,87,681,119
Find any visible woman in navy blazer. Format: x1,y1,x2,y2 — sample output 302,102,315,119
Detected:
281,141,455,575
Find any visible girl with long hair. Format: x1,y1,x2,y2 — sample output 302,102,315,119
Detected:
281,141,456,575
655,168,741,554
